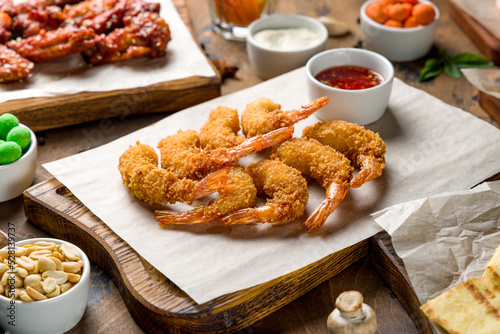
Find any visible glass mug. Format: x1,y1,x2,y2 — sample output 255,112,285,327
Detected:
208,0,277,41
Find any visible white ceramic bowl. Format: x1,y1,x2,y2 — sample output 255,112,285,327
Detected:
247,14,328,79
305,48,394,125
0,124,37,202
0,238,90,334
360,0,439,62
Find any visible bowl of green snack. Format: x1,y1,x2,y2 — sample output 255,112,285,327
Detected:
0,113,37,202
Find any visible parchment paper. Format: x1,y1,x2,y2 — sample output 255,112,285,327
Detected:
462,68,500,99
372,180,500,304
452,0,500,40
372,180,500,333
0,0,216,104
43,69,500,304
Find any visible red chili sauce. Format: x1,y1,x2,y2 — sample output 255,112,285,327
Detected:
314,65,383,90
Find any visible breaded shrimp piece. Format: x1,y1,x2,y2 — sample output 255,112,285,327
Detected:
199,105,246,149
222,159,309,225
270,137,353,231
302,120,386,188
155,165,257,225
158,127,294,180
118,142,230,205
240,96,329,137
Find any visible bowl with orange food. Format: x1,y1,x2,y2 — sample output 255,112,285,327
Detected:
360,0,439,62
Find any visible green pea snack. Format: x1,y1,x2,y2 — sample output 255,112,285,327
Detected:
0,113,19,140
7,126,31,151
0,141,22,164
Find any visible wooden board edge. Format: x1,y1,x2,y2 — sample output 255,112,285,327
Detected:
478,91,500,125
2,75,220,132
369,232,437,334
22,179,370,333
448,0,500,65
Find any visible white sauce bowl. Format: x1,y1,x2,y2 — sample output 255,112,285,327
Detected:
247,14,328,79
305,48,394,125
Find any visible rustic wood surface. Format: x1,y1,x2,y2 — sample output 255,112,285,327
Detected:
1,0,499,333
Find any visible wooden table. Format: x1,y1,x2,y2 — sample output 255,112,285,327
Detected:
1,0,498,333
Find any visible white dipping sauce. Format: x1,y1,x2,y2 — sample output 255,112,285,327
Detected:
253,27,322,51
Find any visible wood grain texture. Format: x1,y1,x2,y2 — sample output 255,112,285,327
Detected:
0,0,221,133
23,179,427,334
478,91,500,125
449,0,500,65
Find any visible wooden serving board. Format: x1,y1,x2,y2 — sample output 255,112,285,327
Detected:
449,0,500,65
478,91,500,125
0,0,221,133
23,178,436,334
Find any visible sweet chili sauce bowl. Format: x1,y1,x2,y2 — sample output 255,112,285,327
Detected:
0,238,91,334
360,0,440,62
305,48,394,125
246,14,328,80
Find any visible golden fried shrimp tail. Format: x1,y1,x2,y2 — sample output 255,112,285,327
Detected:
304,183,349,231
221,159,308,226
303,120,386,188
216,126,294,164
241,97,329,137
155,166,257,227
350,155,384,188
189,166,232,200
283,96,329,124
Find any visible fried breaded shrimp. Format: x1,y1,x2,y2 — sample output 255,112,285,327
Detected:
155,165,257,225
158,127,294,180
302,120,386,188
199,105,245,149
270,137,353,231
118,142,230,205
221,159,309,225
240,96,329,137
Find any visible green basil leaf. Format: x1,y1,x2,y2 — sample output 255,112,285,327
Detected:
450,53,494,68
419,59,443,82
438,47,448,59
444,61,462,78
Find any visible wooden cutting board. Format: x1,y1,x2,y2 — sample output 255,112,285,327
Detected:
449,0,500,65
23,178,435,334
0,0,221,133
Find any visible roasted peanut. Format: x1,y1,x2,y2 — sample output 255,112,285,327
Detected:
0,242,84,302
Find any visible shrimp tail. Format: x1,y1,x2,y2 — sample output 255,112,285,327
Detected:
284,96,329,123
190,166,232,200
221,127,294,162
155,210,211,226
304,183,349,231
221,206,274,225
350,156,384,188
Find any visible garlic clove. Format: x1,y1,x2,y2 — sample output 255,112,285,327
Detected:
317,16,350,37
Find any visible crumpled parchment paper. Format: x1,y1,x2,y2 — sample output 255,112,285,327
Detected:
372,180,500,305
43,69,500,304
462,68,500,99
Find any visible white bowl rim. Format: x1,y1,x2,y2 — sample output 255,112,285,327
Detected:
305,47,395,93
360,0,440,32
0,238,90,305
0,124,36,171
247,14,328,54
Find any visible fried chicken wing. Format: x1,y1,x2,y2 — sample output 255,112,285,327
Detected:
0,44,34,83
82,11,169,65
6,26,95,62
0,11,11,43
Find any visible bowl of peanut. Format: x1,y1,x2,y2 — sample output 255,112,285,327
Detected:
0,238,90,334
